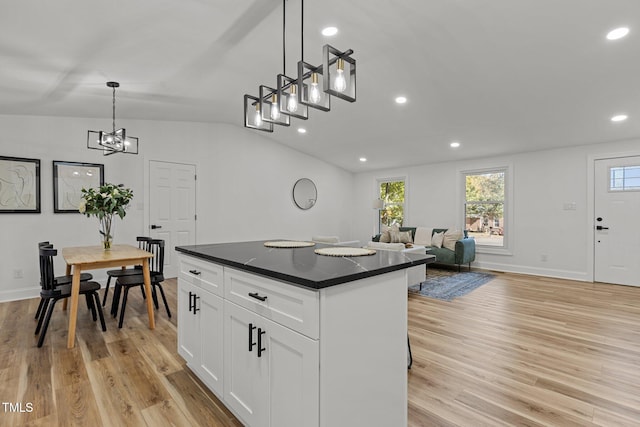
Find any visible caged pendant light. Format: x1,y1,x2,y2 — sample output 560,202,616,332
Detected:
244,0,355,132
87,82,139,155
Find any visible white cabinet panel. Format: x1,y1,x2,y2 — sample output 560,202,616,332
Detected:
225,267,319,339
223,300,319,427
223,301,268,427
177,280,198,365
178,257,224,397
180,256,224,296
198,289,224,395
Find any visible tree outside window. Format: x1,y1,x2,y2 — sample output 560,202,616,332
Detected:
379,180,405,227
465,171,505,247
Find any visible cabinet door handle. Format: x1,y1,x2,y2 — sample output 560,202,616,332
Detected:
257,328,266,358
248,292,268,302
188,291,194,313
193,294,200,314
189,269,201,275
249,323,257,352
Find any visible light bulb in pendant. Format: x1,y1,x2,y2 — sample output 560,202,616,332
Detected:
333,58,347,92
270,95,280,120
309,72,321,103
255,103,262,126
287,84,298,112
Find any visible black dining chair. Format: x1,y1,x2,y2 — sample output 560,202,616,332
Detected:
36,246,106,348
102,236,152,307
112,239,170,328
34,241,94,320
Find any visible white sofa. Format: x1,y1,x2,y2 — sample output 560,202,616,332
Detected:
364,241,426,286
312,236,361,246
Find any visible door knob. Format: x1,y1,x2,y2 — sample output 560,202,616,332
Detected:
150,224,162,229
596,226,609,230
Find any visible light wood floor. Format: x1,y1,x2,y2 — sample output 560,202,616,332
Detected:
1,271,640,426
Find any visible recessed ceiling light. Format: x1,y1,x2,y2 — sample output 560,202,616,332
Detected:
611,114,628,122
395,96,407,104
322,27,338,36
298,128,307,134
359,157,367,162
606,27,629,40
450,141,461,148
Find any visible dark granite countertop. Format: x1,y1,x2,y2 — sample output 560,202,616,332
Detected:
175,240,436,290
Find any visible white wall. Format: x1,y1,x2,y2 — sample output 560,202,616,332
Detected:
0,115,354,302
352,139,640,281
3,112,636,300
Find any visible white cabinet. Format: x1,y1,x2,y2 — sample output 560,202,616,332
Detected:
177,258,224,396
177,253,408,427
223,300,319,427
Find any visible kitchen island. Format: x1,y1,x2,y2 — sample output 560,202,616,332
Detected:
175,240,435,427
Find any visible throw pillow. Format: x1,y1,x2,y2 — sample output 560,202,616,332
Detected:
431,231,444,248
413,227,433,245
383,223,401,243
399,231,413,243
442,228,463,251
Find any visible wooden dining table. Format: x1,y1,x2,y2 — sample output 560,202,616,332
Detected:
61,244,155,348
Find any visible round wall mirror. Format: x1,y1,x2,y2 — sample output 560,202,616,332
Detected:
292,178,317,210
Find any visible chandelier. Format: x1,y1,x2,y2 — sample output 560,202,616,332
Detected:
244,0,356,132
87,82,139,155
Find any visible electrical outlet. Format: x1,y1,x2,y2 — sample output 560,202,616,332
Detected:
13,269,23,279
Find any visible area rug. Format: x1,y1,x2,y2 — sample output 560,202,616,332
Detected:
409,269,495,301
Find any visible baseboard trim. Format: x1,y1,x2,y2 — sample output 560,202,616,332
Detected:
472,261,590,282
0,287,41,303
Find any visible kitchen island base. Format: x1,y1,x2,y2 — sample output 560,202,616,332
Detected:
177,253,411,427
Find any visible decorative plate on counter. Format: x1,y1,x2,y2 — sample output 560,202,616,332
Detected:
315,247,376,257
264,241,316,248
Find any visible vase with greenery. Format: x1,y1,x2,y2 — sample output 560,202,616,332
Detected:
79,183,134,250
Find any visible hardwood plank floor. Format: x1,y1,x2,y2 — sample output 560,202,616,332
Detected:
408,271,640,427
1,271,639,426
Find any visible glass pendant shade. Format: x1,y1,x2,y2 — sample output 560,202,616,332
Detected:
323,44,356,102
244,94,274,132
277,74,309,120
297,61,330,111
259,85,290,126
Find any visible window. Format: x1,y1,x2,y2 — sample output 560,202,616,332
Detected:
610,165,640,191
379,179,405,227
464,170,505,247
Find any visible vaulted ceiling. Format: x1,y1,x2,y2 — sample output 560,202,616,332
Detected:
2,0,639,172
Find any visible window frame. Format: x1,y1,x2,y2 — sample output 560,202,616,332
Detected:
609,165,640,192
460,165,513,255
376,176,408,230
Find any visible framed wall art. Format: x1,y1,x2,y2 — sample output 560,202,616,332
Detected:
0,156,41,213
53,161,104,213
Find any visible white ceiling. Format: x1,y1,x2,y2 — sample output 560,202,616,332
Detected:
2,0,639,172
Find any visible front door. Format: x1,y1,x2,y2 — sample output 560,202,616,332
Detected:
594,156,640,286
149,161,196,278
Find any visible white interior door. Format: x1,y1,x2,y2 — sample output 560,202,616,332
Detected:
594,156,640,286
149,161,196,278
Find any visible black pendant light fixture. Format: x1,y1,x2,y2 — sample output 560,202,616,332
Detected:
87,81,139,155
244,0,356,132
